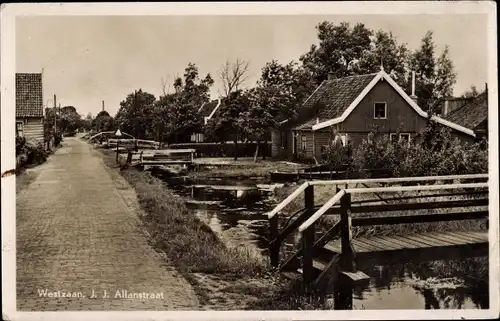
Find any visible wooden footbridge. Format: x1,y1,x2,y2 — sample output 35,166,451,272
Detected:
126,149,196,168
267,174,489,310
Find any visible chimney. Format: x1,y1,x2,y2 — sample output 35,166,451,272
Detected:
316,117,320,124
102,100,105,111
410,71,418,104
485,82,488,93
443,99,449,116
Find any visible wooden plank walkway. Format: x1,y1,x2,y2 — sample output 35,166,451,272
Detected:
324,230,487,255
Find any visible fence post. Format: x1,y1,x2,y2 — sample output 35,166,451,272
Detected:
302,184,315,288
269,215,280,268
340,192,354,271
335,192,355,310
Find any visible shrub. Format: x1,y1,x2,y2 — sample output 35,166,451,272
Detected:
16,138,48,169
16,136,26,156
325,125,488,178
54,132,63,147
25,139,49,165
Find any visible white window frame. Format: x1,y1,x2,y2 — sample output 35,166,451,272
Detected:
390,133,411,145
399,133,411,145
374,102,387,119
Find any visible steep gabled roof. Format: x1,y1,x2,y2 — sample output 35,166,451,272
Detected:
444,92,488,130
310,69,475,137
199,99,221,124
302,73,379,122
198,100,219,118
16,73,44,118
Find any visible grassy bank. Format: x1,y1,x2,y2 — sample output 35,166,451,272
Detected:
101,149,267,276
98,148,333,309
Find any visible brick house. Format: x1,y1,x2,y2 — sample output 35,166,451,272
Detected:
271,68,476,162
16,73,45,143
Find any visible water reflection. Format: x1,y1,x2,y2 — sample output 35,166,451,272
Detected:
158,174,488,310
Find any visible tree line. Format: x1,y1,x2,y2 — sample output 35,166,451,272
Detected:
97,22,479,157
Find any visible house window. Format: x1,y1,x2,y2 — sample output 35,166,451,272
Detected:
301,135,307,152
374,102,387,119
400,133,411,145
16,121,24,137
390,133,411,145
280,131,288,149
339,134,348,146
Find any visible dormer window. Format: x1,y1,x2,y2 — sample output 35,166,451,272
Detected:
374,102,387,119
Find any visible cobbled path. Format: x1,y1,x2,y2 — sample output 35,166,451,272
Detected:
16,137,200,311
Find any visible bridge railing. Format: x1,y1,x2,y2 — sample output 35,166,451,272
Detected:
296,182,489,285
267,173,488,269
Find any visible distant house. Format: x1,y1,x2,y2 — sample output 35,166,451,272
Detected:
16,73,44,143
437,96,474,117
444,90,488,142
190,99,221,143
271,68,476,162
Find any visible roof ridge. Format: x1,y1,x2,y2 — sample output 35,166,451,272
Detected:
325,72,379,82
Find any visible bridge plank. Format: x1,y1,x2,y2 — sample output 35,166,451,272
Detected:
353,238,388,252
376,235,422,249
365,236,406,251
428,232,480,245
418,234,464,246
453,231,488,242
402,234,444,248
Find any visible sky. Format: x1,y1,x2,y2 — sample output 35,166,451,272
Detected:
16,14,488,117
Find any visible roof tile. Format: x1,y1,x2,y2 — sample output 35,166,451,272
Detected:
444,92,488,130
297,73,378,129
16,73,44,118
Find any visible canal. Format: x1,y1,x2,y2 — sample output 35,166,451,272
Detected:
159,174,488,310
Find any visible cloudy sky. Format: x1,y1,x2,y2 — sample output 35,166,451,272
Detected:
16,14,488,117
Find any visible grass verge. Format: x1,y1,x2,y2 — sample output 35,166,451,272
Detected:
101,149,267,276
98,148,331,309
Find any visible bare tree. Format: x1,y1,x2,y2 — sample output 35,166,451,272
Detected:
160,73,179,96
217,59,251,97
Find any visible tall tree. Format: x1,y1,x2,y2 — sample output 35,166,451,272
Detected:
218,59,251,97
243,60,316,161
158,63,214,143
461,85,480,98
205,90,249,160
93,110,114,132
357,30,410,87
408,31,456,113
114,90,156,138
300,21,373,84
433,45,457,104
59,106,82,133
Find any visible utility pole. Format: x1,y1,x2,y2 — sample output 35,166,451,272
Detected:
53,94,57,133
